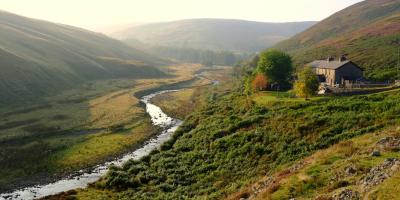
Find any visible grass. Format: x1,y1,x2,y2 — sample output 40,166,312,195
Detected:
51,119,156,170
252,91,326,106
151,66,234,119
370,171,400,200
253,126,400,200
69,86,400,199
151,88,198,120
0,11,166,106
0,64,203,192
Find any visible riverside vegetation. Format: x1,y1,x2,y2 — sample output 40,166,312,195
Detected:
151,67,233,120
68,81,400,199
56,38,400,199
2,0,400,199
0,64,207,192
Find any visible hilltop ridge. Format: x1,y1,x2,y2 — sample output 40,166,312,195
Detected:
113,18,316,52
273,0,400,80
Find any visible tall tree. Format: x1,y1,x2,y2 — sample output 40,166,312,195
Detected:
256,49,293,88
294,66,320,99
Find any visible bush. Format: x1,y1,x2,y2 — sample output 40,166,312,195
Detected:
102,90,400,199
294,66,319,99
252,74,268,91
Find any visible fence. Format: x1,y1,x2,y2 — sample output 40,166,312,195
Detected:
343,80,392,89
328,85,399,96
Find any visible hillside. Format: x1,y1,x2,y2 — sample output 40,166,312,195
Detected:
66,86,400,199
229,126,400,200
112,19,316,52
0,11,166,106
274,0,400,80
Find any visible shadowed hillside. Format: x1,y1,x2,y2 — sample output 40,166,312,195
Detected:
0,11,167,106
274,0,400,80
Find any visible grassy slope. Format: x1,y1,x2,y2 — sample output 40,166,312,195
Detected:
151,88,202,120
70,86,399,199
241,126,400,200
151,67,234,120
274,0,400,80
113,19,316,52
0,11,167,106
0,64,200,192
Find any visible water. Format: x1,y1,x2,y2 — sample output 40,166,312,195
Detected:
0,90,182,200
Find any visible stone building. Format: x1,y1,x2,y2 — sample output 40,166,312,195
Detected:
308,56,364,87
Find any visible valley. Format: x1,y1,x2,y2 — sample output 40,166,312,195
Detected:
0,10,166,107
112,19,316,66
54,86,400,200
0,64,232,194
0,0,400,199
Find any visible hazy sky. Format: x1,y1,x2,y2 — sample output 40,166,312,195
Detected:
0,0,363,31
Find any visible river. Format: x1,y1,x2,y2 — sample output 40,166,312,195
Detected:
0,90,183,200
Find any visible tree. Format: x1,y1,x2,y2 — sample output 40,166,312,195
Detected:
252,74,268,91
256,49,293,88
294,66,320,99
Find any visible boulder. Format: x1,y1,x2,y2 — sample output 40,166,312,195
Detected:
360,158,400,190
345,166,357,175
376,137,400,151
332,189,360,200
370,151,381,157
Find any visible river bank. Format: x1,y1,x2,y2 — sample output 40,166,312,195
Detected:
0,89,183,200
0,66,222,200
0,64,203,194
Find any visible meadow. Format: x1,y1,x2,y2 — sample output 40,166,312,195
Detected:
0,64,202,192
248,126,400,200
151,66,234,120
73,88,400,199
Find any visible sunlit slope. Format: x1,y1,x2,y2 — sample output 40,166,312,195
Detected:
274,0,400,80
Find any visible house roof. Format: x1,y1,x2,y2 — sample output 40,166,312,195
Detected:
308,60,351,70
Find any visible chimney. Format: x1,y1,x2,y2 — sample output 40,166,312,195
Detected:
339,55,347,62
327,56,334,62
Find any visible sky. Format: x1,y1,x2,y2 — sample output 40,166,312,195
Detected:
0,0,364,32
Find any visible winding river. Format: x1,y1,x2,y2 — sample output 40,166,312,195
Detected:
0,90,183,200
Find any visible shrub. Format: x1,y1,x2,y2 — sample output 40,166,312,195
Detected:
252,74,268,91
294,66,319,99
102,90,400,199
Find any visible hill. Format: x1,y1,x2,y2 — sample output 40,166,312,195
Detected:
112,19,316,53
67,86,400,199
274,0,400,80
0,11,167,106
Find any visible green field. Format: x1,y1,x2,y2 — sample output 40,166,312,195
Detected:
67,84,400,199
0,64,203,192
